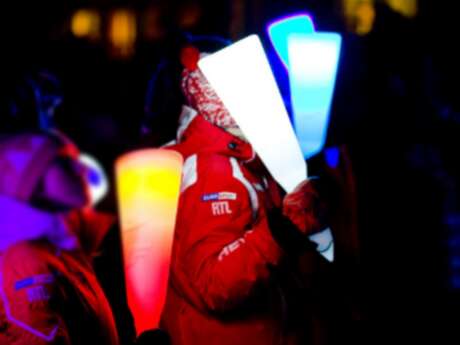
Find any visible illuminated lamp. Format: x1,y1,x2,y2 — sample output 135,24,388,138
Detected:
199,36,334,261
288,33,342,159
109,9,137,58
177,3,202,29
341,0,375,35
267,13,315,68
71,9,100,40
79,153,109,205
143,6,164,41
198,35,306,193
115,149,183,335
386,0,418,18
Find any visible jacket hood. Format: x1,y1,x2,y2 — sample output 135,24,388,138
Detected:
0,195,114,255
176,106,255,162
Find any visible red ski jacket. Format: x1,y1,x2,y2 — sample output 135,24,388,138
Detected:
161,108,301,345
0,236,119,345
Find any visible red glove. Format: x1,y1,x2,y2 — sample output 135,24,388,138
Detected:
282,178,328,236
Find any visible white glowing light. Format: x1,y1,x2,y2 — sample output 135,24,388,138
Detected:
288,33,342,159
309,227,334,262
198,35,306,193
79,153,109,205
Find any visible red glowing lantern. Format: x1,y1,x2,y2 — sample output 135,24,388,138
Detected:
115,149,183,335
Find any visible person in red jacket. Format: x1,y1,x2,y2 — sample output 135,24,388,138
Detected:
160,44,328,345
0,131,120,345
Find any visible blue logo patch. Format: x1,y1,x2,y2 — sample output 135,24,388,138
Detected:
202,193,219,201
202,192,237,202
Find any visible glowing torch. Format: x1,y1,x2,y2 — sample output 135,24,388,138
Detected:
115,149,183,335
198,35,306,193
267,13,315,69
288,32,342,159
267,14,342,160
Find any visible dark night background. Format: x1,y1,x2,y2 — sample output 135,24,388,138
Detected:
2,0,460,344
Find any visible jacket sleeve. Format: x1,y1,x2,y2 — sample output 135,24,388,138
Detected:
174,157,283,312
0,242,71,345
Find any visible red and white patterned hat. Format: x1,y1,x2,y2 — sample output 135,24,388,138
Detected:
180,45,237,129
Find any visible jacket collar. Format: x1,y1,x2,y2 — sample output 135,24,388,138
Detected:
177,106,255,162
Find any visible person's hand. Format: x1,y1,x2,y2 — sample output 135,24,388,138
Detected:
282,178,328,236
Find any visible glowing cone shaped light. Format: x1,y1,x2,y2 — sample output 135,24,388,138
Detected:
115,149,183,335
198,35,306,193
267,13,315,68
288,33,342,159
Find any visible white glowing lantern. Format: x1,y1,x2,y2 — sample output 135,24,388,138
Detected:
198,35,306,193
115,149,183,335
199,35,334,262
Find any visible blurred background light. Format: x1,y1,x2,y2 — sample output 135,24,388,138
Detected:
71,8,101,40
229,0,246,40
142,6,164,41
108,9,137,59
177,2,202,29
385,0,418,18
341,0,376,35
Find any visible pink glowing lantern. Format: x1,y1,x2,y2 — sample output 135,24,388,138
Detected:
115,149,183,335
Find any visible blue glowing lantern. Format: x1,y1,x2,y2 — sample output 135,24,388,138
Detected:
267,13,342,159
288,33,342,159
267,13,315,69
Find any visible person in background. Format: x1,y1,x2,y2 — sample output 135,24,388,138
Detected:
0,130,120,345
0,69,120,344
